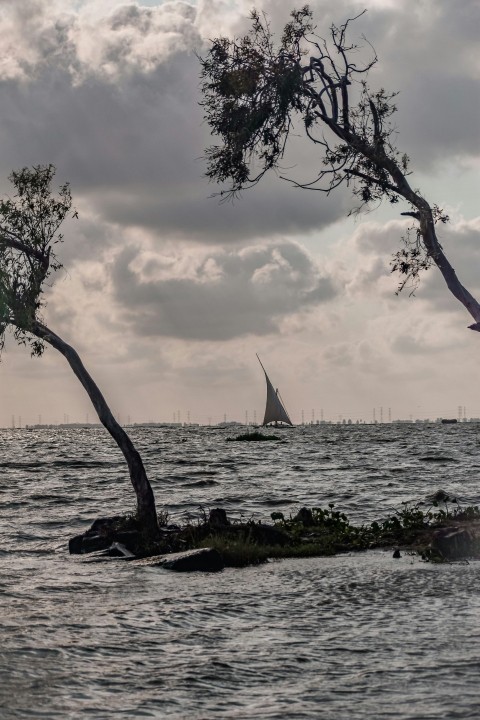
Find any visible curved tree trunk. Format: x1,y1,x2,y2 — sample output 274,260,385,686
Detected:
32,320,160,541
420,216,480,329
400,189,480,328
359,150,480,329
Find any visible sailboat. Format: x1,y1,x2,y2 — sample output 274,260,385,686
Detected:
256,354,294,427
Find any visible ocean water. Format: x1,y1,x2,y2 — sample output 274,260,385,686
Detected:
1,423,480,719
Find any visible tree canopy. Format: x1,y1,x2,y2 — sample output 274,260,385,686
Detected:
0,165,71,357
200,6,480,328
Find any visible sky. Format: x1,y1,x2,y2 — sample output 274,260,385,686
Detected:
1,0,479,427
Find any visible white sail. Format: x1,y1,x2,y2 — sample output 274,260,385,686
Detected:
256,354,293,426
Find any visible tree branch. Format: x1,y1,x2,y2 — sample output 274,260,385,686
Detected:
0,231,49,268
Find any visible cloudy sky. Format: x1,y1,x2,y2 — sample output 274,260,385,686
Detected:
1,0,479,427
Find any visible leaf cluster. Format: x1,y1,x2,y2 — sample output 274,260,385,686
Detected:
199,8,310,198
391,205,450,295
0,165,73,356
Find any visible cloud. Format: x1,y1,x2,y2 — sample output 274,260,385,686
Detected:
334,216,480,325
110,239,337,339
1,0,477,255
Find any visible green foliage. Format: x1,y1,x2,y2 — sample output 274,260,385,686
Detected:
168,498,480,567
200,8,310,198
0,165,73,356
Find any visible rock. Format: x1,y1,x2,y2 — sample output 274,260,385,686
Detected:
208,508,230,527
90,515,126,532
392,548,401,559
428,490,450,503
135,547,225,572
114,530,141,551
294,507,314,526
69,534,85,554
431,527,474,559
248,523,291,547
69,514,144,555
81,533,112,553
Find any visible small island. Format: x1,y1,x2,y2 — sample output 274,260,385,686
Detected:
69,492,480,571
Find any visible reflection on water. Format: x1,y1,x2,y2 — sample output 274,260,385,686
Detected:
1,424,480,718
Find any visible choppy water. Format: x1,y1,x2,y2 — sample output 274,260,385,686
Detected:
1,423,480,719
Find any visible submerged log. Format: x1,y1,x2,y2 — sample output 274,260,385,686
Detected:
134,548,225,572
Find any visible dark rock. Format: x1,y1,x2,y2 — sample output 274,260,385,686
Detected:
248,523,291,547
114,530,141,550
81,533,112,553
209,508,230,527
431,527,474,559
69,534,85,554
392,548,401,559
294,507,314,526
90,515,126,532
428,490,450,503
69,514,145,555
135,547,225,572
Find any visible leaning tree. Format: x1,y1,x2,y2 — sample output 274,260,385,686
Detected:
199,6,480,328
0,165,160,540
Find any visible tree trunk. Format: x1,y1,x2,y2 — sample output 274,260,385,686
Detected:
32,320,160,541
370,151,480,329
420,216,480,328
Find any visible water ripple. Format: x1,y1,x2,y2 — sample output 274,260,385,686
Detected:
1,425,480,718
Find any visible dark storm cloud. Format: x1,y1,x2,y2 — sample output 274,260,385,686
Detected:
111,240,337,339
0,16,347,247
2,0,477,254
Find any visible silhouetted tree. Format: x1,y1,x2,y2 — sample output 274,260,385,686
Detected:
200,6,480,328
0,165,160,540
